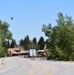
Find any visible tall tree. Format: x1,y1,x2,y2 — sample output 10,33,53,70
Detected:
32,37,37,44
7,40,11,48
42,12,74,60
29,37,37,49
0,20,12,57
11,39,16,48
38,36,45,50
23,35,31,50
19,39,24,46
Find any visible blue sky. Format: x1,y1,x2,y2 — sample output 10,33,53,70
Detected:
0,0,74,43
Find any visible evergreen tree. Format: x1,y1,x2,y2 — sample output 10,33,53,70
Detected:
23,35,31,50
11,39,16,48
38,36,45,50
32,37,37,44
29,37,37,49
19,39,24,46
7,40,11,48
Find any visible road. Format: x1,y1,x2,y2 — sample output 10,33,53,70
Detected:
0,57,74,75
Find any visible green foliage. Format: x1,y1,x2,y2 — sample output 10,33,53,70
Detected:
32,37,37,45
38,36,45,50
7,40,11,48
23,35,31,50
19,35,45,50
0,47,8,57
10,39,17,48
19,35,38,50
19,35,31,50
0,20,12,57
42,12,74,61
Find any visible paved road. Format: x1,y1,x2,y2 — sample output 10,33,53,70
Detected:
0,57,74,75
0,57,31,75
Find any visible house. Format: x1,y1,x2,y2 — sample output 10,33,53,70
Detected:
8,48,29,56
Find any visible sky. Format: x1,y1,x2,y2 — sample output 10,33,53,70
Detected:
0,0,74,43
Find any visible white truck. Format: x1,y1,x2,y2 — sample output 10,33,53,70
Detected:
30,49,36,57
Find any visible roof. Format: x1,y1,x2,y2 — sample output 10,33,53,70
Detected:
8,48,29,55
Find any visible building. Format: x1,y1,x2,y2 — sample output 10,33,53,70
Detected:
8,48,29,56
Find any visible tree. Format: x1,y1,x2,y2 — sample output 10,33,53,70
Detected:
38,36,45,50
22,35,31,50
10,39,17,48
0,20,12,57
19,35,31,50
7,40,11,48
42,12,74,60
55,13,74,60
32,37,37,45
29,37,37,49
19,39,24,46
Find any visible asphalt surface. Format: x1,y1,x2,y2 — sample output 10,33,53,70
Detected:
0,57,31,75
0,57,74,75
